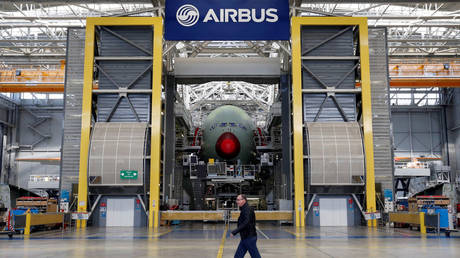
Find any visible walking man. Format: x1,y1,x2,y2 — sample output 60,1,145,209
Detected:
231,194,261,258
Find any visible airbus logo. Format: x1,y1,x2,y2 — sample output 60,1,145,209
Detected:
203,8,279,23
176,4,279,27
176,4,200,27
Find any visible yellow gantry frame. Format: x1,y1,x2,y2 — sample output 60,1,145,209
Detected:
291,17,377,227
77,17,163,229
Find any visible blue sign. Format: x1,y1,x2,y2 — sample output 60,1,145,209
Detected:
60,190,70,202
383,189,393,201
165,0,290,40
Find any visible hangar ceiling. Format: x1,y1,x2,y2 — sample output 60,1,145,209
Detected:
0,2,459,64
0,1,458,128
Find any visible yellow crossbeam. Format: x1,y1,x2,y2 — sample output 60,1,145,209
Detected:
160,211,224,221
230,211,293,221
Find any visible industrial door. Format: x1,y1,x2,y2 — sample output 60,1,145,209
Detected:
106,198,135,227
319,198,347,226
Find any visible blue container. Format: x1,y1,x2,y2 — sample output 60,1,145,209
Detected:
421,207,449,228
11,208,39,216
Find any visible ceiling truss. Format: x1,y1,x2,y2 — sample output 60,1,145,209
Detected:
0,2,458,60
178,81,277,128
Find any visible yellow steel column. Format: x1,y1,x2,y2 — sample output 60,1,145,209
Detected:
75,17,163,229
77,20,96,228
291,17,306,228
419,212,426,234
24,212,31,235
290,17,376,228
358,19,377,227
149,18,163,229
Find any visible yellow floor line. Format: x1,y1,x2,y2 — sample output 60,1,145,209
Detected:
217,224,229,258
153,228,173,237
284,229,302,238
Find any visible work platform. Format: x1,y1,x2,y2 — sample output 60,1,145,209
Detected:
2,223,460,257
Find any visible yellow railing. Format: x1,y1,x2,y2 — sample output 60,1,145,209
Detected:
24,213,64,235
389,212,426,234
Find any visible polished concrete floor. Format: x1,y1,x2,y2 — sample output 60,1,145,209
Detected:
1,223,460,257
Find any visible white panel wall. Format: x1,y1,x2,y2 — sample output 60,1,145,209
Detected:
319,198,347,226
106,198,134,227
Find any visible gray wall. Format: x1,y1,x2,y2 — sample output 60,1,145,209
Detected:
60,27,85,194
17,106,63,149
369,27,394,193
10,103,63,189
446,89,460,181
391,108,443,158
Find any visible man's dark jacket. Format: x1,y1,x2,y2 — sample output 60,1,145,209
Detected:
232,202,257,240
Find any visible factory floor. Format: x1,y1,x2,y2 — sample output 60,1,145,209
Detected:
2,223,460,257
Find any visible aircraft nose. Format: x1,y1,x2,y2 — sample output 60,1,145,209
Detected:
215,132,241,159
